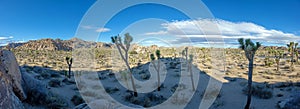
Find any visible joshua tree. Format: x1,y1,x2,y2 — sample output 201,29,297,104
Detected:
287,42,298,71
65,57,73,78
150,50,161,91
182,47,195,91
238,38,261,109
111,33,138,97
184,47,188,61
274,50,284,72
264,47,272,67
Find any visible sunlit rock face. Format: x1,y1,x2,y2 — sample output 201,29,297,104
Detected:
0,50,26,109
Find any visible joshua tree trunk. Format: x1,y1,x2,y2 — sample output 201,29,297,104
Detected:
189,61,195,91
291,51,294,71
276,61,279,71
157,61,161,91
118,46,138,97
125,59,138,97
245,58,254,109
68,65,71,78
296,52,299,64
151,60,161,91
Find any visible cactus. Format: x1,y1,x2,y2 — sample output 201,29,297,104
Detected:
238,38,261,109
150,50,161,91
287,42,298,71
65,57,72,78
111,33,138,97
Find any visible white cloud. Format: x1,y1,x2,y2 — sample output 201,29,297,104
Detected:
0,36,13,40
81,25,111,33
144,31,167,35
143,19,300,46
95,28,111,33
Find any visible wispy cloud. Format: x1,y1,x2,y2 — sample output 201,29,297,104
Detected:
144,31,167,35
0,36,15,46
96,28,111,33
81,25,111,33
0,36,13,40
144,19,300,46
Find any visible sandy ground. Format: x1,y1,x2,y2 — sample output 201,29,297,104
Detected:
15,48,300,109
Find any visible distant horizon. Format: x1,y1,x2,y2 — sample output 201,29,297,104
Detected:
1,36,295,49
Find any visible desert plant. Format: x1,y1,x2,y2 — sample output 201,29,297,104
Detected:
287,42,298,71
242,84,273,99
71,94,84,105
48,78,62,87
65,56,72,78
111,33,137,97
150,50,162,91
182,47,195,91
238,38,261,109
264,47,274,67
274,50,284,71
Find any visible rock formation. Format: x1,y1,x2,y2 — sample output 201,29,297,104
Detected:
0,50,27,108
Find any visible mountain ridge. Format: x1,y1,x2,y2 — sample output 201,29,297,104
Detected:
1,38,114,51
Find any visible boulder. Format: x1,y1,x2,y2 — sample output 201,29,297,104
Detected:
0,50,26,108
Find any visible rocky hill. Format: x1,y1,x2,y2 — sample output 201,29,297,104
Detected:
2,38,113,51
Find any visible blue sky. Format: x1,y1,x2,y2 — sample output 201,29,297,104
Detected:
0,0,299,47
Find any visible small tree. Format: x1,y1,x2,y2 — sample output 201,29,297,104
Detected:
66,57,73,78
150,50,162,91
293,43,299,64
274,50,284,72
287,42,298,71
182,47,195,91
238,38,261,109
111,33,138,97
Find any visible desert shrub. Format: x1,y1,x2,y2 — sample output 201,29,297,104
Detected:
51,73,61,78
243,84,273,99
275,81,293,88
129,51,138,55
171,93,188,105
62,78,76,85
71,94,84,106
81,90,98,97
105,87,120,94
171,84,186,93
141,74,150,80
45,94,68,108
278,92,300,109
25,88,67,108
48,79,62,87
169,62,177,69
40,72,51,79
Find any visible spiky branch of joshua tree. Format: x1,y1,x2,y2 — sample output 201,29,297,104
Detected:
238,38,261,109
150,50,161,91
111,33,138,97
